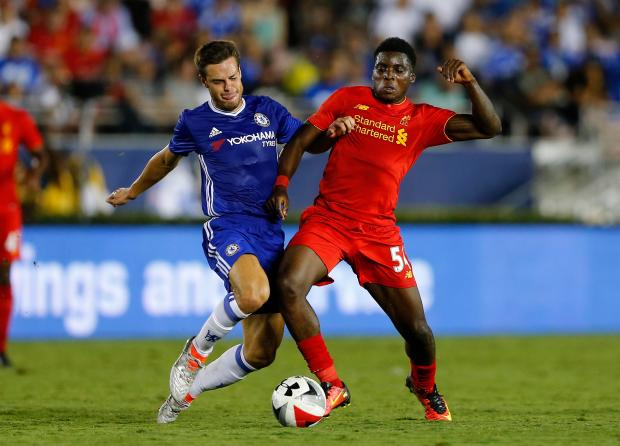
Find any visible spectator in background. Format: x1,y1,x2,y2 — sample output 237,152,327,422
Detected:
416,0,472,33
80,156,113,217
0,0,29,57
454,11,492,72
164,56,210,112
197,0,241,39
63,25,107,101
0,37,41,101
241,0,287,52
38,149,79,217
372,0,424,42
0,0,615,141
145,160,201,219
0,100,46,367
555,0,587,68
517,47,573,137
150,0,197,66
304,50,349,109
26,0,79,65
413,13,447,80
80,0,139,54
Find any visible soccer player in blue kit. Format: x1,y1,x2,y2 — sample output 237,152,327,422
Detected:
107,41,346,423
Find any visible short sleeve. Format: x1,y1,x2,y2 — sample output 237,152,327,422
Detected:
307,88,347,131
271,100,303,144
19,110,43,151
419,104,457,148
168,110,198,156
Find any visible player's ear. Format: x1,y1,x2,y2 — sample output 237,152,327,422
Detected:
198,74,207,87
410,72,416,83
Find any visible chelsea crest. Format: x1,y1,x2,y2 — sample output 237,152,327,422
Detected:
225,243,240,256
254,113,270,127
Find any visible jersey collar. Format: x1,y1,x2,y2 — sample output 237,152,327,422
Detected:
207,97,246,116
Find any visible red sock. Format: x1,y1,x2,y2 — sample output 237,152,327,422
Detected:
297,334,343,387
0,284,12,353
410,360,436,394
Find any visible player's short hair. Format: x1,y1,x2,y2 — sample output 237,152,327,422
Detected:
374,37,417,69
194,40,241,78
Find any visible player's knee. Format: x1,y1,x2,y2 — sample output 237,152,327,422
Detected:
276,272,306,301
409,319,433,342
236,282,270,314
243,344,277,370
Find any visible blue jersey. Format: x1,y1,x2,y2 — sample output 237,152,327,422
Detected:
168,95,302,219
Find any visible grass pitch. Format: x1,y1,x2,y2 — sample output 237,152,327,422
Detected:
1,336,619,446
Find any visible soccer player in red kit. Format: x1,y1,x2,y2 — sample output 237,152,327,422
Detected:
266,37,501,420
0,101,46,367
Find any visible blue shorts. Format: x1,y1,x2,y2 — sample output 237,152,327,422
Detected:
202,214,284,293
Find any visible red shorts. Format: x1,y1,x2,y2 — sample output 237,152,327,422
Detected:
0,204,22,263
288,206,416,288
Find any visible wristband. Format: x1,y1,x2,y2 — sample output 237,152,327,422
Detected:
274,175,290,188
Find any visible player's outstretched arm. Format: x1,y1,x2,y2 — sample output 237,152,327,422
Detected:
437,59,502,141
106,146,181,207
265,117,355,219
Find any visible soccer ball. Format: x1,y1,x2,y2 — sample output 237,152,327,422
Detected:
271,376,327,427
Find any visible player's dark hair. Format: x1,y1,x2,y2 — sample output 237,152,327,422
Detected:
194,40,241,78
374,37,417,69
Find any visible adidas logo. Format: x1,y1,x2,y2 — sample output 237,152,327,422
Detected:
209,127,222,137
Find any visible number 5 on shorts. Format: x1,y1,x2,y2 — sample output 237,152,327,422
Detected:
390,245,410,273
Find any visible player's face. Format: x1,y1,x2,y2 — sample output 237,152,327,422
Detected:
372,52,415,104
203,57,244,111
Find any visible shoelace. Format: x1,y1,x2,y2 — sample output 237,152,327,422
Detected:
426,389,447,414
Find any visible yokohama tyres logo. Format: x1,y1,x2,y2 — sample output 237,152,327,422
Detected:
227,131,275,146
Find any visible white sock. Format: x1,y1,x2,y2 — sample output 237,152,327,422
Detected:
188,344,256,397
193,292,249,355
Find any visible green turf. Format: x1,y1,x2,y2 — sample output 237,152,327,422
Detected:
1,336,619,446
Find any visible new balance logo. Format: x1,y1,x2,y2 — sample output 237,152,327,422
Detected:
209,127,222,138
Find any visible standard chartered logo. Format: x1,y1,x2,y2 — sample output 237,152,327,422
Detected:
353,114,409,147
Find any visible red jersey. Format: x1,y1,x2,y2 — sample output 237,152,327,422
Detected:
307,86,456,226
0,102,43,210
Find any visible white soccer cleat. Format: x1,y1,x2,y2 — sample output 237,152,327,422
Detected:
157,395,190,424
169,337,208,402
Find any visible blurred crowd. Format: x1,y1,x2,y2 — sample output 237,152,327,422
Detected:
0,0,618,137
2,0,620,221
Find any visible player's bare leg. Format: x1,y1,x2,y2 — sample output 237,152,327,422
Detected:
365,284,451,421
0,260,13,367
189,312,284,395
277,245,350,415
159,255,271,423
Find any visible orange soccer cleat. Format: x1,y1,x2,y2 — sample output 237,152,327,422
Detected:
321,381,351,417
405,376,452,421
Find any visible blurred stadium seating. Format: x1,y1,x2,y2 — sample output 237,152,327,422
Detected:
2,0,619,223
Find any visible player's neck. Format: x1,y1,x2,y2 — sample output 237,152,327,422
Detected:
211,98,245,114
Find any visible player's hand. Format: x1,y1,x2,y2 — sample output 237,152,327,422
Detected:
437,59,475,84
326,116,356,138
266,186,289,220
106,187,134,207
